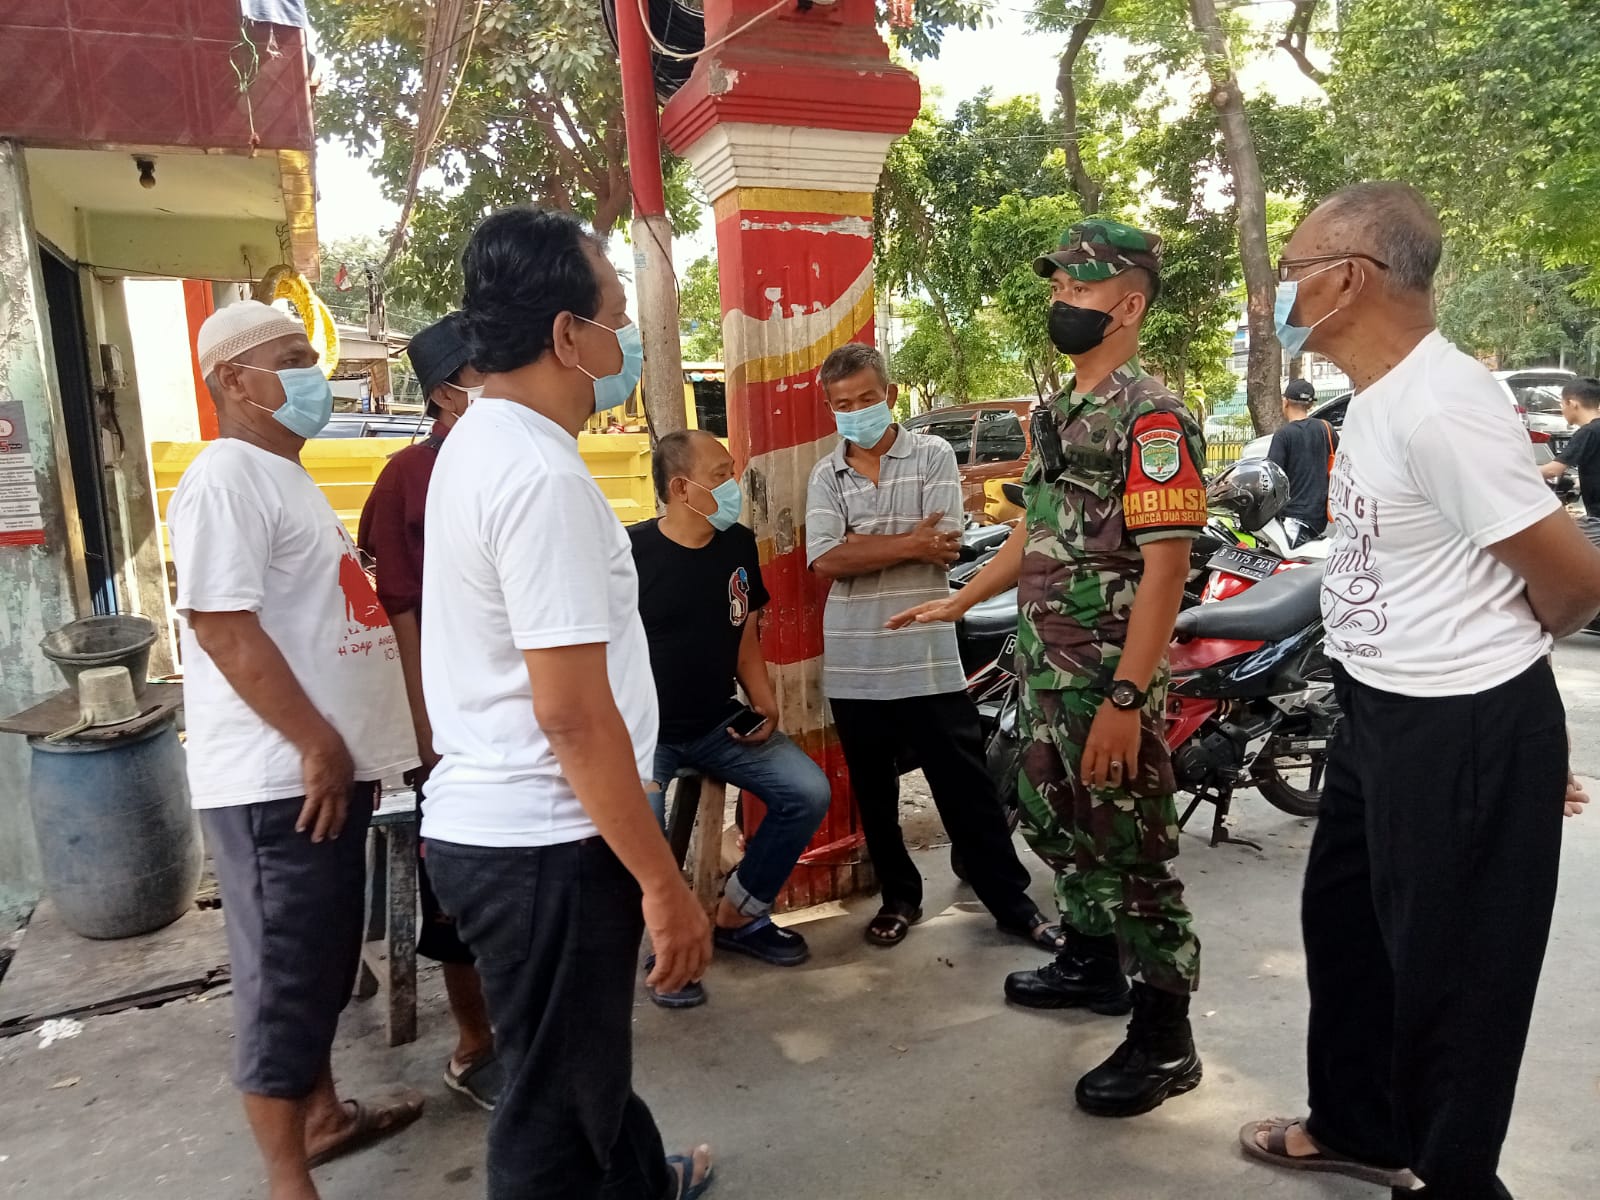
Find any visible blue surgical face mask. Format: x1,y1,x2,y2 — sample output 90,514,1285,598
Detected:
1274,260,1348,357
835,401,893,448
685,477,743,531
237,363,335,438
575,316,644,413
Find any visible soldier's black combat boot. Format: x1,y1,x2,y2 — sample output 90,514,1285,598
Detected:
1074,981,1202,1117
1003,932,1132,1015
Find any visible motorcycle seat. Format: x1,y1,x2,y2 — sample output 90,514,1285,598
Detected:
961,524,1012,557
960,591,1017,640
1173,563,1324,642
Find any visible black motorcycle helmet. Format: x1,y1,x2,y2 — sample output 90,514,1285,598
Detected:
1206,459,1289,533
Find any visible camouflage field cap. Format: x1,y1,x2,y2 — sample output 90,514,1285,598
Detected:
1034,219,1163,293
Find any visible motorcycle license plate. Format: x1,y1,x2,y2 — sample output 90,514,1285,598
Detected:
1208,545,1281,581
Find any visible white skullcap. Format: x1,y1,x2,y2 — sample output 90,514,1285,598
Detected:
196,300,305,377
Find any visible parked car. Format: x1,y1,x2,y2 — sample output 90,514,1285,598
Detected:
1496,368,1577,449
903,399,1034,520
317,411,432,439
1239,370,1576,460
1239,389,1577,506
1240,391,1352,461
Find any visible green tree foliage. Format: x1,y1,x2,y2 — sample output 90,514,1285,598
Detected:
891,300,1030,410
308,0,704,311
887,0,989,60
877,94,1070,400
891,301,954,411
874,81,1342,414
1438,258,1600,373
310,0,986,318
1330,0,1600,294
969,192,1084,396
678,254,723,363
1126,95,1345,406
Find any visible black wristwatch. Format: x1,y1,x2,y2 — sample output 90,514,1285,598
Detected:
1107,679,1147,711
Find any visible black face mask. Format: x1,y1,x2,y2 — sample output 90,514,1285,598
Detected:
1048,301,1114,355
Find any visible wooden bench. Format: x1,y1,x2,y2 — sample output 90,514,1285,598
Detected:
666,771,729,912
354,775,724,1049
356,792,418,1047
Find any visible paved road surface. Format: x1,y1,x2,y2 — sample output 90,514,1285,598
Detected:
3,636,1599,1198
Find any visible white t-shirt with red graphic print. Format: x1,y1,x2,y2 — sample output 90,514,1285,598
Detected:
171,438,417,808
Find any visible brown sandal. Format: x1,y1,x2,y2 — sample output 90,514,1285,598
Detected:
1238,1117,1418,1189
307,1092,425,1169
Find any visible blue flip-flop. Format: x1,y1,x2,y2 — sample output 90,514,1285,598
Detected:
642,953,707,1008
713,915,810,966
667,1152,715,1199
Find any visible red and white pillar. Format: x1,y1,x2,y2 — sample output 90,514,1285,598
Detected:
663,0,919,907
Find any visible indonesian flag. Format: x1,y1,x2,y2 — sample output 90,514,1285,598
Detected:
334,263,353,292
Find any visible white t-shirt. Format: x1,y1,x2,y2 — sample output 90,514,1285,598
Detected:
419,398,658,848
169,439,418,808
1321,331,1559,696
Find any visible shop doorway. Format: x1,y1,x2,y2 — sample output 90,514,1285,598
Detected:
40,244,117,613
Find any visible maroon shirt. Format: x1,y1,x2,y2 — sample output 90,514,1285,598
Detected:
356,425,448,619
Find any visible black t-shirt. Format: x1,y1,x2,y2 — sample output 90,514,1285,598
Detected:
1557,418,1600,516
629,519,770,744
1266,417,1339,528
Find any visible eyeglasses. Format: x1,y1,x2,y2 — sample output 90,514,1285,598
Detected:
1276,253,1389,282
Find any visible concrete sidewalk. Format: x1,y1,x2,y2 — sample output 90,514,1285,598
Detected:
2,790,1596,1200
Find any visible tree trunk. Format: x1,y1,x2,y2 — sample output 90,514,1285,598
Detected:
633,214,687,438
592,185,629,240
1277,1,1328,86
1042,358,1061,397
930,294,967,403
1190,0,1283,435
1055,0,1108,216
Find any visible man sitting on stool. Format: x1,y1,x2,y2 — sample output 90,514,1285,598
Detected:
631,430,832,1007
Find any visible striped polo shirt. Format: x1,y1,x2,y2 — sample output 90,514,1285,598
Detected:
805,427,967,701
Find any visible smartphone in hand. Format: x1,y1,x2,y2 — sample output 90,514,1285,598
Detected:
725,705,770,739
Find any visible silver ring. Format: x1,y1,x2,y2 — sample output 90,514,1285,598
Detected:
1108,760,1123,772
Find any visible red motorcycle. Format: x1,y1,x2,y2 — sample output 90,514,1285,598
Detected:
1164,551,1334,848
958,526,1336,866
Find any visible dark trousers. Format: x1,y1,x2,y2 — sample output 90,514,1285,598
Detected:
426,837,674,1200
1303,660,1567,1199
831,691,1038,928
414,787,474,965
201,784,375,1099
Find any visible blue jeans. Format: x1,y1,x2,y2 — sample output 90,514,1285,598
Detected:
653,726,831,917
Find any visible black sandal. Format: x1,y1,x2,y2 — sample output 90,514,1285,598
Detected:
865,903,921,947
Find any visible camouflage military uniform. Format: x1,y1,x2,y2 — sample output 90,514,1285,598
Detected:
1017,221,1208,996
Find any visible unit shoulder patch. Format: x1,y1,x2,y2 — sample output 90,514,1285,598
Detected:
1123,409,1206,530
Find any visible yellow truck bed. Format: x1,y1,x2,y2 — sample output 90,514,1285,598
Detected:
150,433,658,564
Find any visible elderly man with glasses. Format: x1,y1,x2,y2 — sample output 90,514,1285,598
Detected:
1242,182,1600,1200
